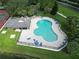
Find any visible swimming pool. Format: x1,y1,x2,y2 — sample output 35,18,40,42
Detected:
34,19,58,42
18,16,67,51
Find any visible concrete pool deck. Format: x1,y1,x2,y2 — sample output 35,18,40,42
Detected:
0,16,67,51
18,16,67,51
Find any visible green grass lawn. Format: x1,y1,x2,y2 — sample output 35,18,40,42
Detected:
58,3,79,19
0,22,78,59
0,28,21,52
0,28,75,59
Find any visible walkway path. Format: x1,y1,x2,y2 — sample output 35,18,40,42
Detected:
57,12,67,18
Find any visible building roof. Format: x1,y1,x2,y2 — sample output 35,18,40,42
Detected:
4,17,31,29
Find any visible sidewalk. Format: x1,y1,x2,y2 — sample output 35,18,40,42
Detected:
57,12,67,18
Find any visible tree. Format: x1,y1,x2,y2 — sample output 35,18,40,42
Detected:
27,4,40,16
51,2,58,15
15,7,28,17
6,0,29,16
0,0,9,6
65,16,79,42
39,0,56,13
5,0,57,16
67,41,79,55
28,0,38,5
63,16,79,54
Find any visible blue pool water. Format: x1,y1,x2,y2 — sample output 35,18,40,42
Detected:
34,19,58,42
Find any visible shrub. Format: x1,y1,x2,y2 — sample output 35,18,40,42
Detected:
63,16,79,54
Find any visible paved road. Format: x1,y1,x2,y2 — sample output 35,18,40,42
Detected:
57,1,79,12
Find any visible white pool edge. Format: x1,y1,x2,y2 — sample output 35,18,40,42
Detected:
18,16,68,51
